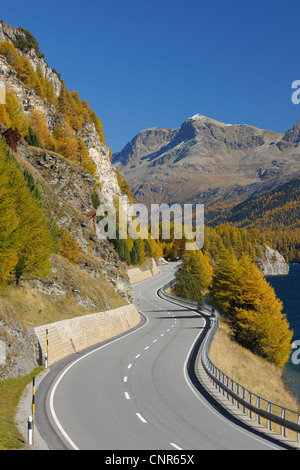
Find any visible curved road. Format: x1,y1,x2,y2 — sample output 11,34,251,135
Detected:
36,263,290,450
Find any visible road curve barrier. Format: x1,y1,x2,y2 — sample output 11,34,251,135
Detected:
158,279,300,445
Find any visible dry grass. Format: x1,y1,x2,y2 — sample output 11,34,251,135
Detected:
209,318,300,441
0,254,127,329
0,367,44,450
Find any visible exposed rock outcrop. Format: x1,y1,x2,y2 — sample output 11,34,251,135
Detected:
0,317,39,380
81,121,122,206
257,245,289,276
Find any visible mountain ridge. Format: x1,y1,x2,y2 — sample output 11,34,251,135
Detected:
113,113,300,208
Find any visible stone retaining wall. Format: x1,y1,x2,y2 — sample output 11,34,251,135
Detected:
30,304,140,366
128,258,159,284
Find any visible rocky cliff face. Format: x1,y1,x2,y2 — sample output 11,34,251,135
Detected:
257,245,289,276
16,140,133,301
80,121,122,206
0,316,38,380
0,22,122,208
0,23,62,96
0,143,132,380
113,114,300,208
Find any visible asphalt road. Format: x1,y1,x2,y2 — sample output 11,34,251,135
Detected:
37,263,290,450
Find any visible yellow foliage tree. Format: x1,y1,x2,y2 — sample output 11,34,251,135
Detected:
5,89,28,136
0,104,11,127
234,255,293,367
148,237,163,261
210,251,293,367
136,237,146,264
54,120,77,159
58,227,80,263
0,166,19,285
29,107,52,148
0,137,54,286
0,40,20,72
17,55,36,88
74,137,96,177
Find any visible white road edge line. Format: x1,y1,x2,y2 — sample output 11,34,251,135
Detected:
155,280,281,450
182,317,280,450
49,307,150,450
170,442,183,450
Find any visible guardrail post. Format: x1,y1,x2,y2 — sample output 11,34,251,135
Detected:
248,392,252,419
211,365,215,386
214,366,217,388
160,280,300,444
281,409,286,437
231,381,235,405
267,403,272,430
242,387,245,414
236,384,240,409
256,397,261,424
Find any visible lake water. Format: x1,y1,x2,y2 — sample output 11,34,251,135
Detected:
266,264,300,406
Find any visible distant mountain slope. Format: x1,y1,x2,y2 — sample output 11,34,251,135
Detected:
206,178,300,230
113,114,300,208
205,177,300,263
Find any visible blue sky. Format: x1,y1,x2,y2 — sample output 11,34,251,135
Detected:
1,0,300,152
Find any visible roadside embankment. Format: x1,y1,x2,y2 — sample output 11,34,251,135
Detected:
30,304,140,367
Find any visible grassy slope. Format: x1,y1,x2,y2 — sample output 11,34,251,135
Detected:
0,254,127,330
209,318,300,440
0,367,44,450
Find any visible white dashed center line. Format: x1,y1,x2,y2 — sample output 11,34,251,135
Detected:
136,413,147,423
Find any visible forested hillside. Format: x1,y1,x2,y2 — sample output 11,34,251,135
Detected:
0,36,102,170
0,27,134,206
205,178,300,263
0,138,55,287
173,238,293,368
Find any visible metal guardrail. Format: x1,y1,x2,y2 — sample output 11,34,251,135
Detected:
159,279,300,444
